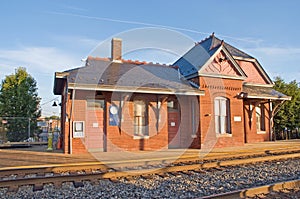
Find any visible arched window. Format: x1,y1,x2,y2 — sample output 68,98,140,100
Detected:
214,97,231,134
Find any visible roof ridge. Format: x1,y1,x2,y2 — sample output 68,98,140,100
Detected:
211,36,254,59
195,32,215,45
194,34,254,59
86,55,177,69
87,56,110,61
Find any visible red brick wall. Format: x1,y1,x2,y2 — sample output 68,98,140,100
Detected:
64,90,106,154
243,100,270,143
63,79,272,154
105,92,168,152
198,76,245,148
237,60,269,84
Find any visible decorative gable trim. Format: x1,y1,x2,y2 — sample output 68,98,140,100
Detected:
198,45,247,80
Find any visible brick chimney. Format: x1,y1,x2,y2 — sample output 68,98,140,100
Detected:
111,38,122,62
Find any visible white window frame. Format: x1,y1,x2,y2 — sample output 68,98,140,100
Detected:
133,99,148,138
73,121,85,138
256,104,266,134
214,97,231,135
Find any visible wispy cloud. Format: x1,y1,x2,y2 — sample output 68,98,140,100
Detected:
0,46,80,75
245,46,300,81
247,47,300,56
47,11,263,45
51,35,101,50
62,5,89,12
0,46,82,116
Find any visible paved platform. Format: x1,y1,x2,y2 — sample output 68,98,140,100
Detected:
0,140,300,168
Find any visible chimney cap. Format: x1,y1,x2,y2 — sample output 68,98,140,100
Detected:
112,37,122,41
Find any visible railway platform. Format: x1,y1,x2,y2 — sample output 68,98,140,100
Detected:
0,139,299,168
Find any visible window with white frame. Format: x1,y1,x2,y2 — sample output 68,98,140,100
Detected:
214,97,231,134
256,104,265,132
73,121,85,138
134,99,148,137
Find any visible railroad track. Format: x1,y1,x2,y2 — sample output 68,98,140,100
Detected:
202,178,300,198
1,150,300,194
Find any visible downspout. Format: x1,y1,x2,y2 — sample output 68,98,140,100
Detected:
69,88,76,154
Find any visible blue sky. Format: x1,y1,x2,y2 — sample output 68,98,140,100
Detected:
0,0,299,116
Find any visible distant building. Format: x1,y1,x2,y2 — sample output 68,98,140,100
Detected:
54,34,290,154
37,117,60,142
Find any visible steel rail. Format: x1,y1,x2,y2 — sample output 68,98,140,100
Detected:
1,148,300,179
202,178,300,199
0,152,300,192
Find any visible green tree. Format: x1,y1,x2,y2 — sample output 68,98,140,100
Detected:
0,67,41,141
273,77,300,137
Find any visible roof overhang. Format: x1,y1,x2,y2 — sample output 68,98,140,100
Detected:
240,85,291,101
68,83,205,96
53,72,69,95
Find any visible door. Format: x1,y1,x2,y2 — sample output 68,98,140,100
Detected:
85,99,105,152
168,99,181,148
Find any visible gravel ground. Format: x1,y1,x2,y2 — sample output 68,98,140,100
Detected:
251,188,300,199
0,158,300,199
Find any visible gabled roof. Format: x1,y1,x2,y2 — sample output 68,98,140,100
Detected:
206,34,273,84
173,34,247,79
207,33,254,59
54,57,204,96
173,33,273,84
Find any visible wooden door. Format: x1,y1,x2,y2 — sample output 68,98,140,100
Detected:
85,99,105,152
168,100,181,148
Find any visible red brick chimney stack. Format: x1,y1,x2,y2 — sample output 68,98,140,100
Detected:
111,38,122,62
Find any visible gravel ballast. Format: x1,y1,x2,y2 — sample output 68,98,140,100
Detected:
1,158,300,198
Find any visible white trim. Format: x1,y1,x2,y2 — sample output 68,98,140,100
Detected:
246,95,291,100
231,56,273,84
232,57,273,84
55,72,69,79
233,56,256,62
222,47,248,77
216,133,232,137
252,59,273,84
198,47,222,74
133,136,150,140
198,46,247,79
243,82,274,88
198,73,246,80
257,131,266,134
68,83,205,96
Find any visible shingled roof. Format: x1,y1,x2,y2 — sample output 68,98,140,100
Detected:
173,33,249,78
242,84,291,100
204,33,254,59
54,57,204,96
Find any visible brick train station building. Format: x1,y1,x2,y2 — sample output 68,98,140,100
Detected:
54,34,290,154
